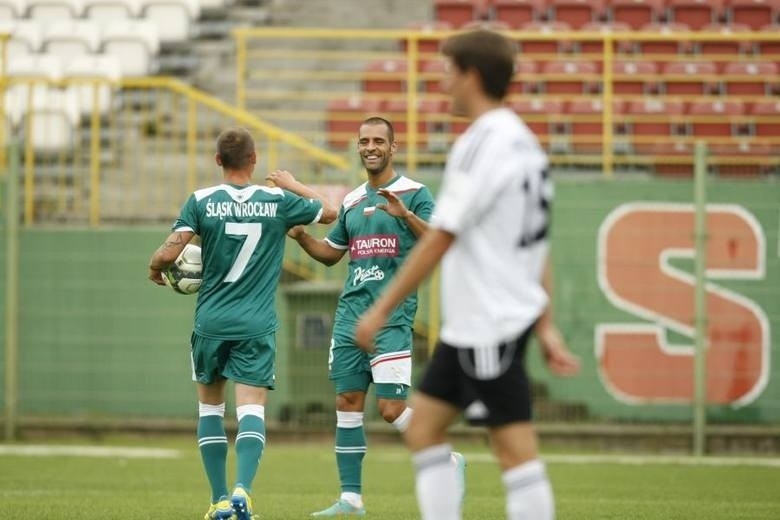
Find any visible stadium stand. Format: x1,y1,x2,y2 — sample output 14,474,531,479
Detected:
609,0,664,30
0,0,27,18
492,0,546,28
625,98,687,154
698,22,754,55
507,97,565,138
662,60,720,95
549,0,606,29
82,0,143,20
722,61,779,96
384,98,447,149
362,57,408,93
728,0,780,30
42,19,102,59
613,60,662,94
100,20,160,76
139,0,200,44
63,53,122,118
750,98,780,150
688,98,747,137
326,96,384,149
26,0,84,19
634,22,695,58
667,0,727,30
578,21,633,57
541,59,600,94
433,0,489,27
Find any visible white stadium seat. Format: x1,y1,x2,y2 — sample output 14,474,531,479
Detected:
5,53,79,152
139,0,200,44
0,0,28,18
100,19,159,76
43,19,101,58
64,53,121,117
26,0,83,18
83,0,141,20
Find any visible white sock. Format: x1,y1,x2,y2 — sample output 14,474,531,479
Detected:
412,443,460,520
339,491,363,508
391,407,413,433
198,402,225,417
236,404,265,422
503,459,554,520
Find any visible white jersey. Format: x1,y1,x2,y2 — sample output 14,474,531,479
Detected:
431,107,551,349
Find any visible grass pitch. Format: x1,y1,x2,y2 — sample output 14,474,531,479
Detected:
1,436,778,519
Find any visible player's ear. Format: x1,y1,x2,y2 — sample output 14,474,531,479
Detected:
249,151,257,165
215,152,222,167
390,140,398,154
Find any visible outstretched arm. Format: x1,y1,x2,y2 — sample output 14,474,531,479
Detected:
287,226,346,266
355,229,455,351
267,169,338,224
148,230,195,285
535,255,580,376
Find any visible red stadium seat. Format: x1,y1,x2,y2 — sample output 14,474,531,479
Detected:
549,0,606,29
710,140,774,176
542,60,600,94
728,0,780,31
326,97,385,149
723,61,779,96
519,21,576,56
626,98,687,154
757,24,780,58
508,98,565,137
610,0,665,30
750,98,780,148
667,0,727,30
613,60,661,94
699,23,754,56
384,98,446,149
688,99,746,137
579,22,633,58
491,0,545,28
662,60,720,95
362,58,408,93
421,59,446,94
635,22,695,60
401,21,451,56
434,0,489,27
508,60,541,94
566,98,626,153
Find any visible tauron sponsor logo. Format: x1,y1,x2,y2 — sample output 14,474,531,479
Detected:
349,234,399,259
352,265,385,286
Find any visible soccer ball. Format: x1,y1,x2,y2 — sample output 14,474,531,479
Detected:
162,243,202,295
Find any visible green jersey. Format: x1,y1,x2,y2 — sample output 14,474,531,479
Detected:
173,183,323,339
325,175,434,328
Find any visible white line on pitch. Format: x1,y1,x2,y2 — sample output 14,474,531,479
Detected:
0,445,181,459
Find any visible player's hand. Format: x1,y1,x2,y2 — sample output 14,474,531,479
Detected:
376,189,411,219
266,169,297,190
148,268,166,286
355,306,388,354
287,225,306,240
537,324,580,377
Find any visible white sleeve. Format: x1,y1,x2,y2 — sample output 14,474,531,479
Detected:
431,137,509,234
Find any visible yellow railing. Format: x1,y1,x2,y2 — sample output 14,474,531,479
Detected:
234,27,780,178
0,75,348,226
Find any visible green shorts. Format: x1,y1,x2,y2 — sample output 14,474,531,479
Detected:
329,324,412,400
190,332,276,389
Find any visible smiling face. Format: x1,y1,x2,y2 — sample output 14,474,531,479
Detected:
357,121,396,177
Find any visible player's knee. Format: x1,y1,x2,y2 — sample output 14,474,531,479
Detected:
377,400,405,423
336,391,364,411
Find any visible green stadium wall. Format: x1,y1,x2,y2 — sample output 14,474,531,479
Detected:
0,177,778,426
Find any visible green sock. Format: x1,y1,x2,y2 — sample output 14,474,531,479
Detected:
235,414,266,491
335,425,366,494
197,415,228,503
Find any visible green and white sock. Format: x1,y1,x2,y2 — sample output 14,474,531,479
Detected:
197,402,228,503
235,404,266,491
335,411,366,496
